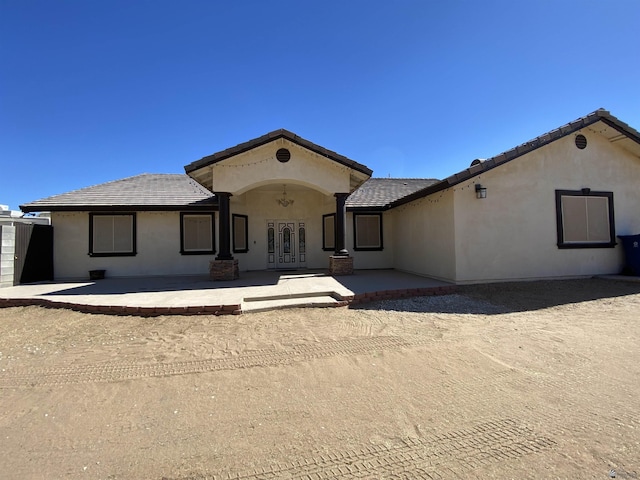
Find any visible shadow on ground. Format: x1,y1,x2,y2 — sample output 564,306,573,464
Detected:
351,278,640,315
37,272,291,296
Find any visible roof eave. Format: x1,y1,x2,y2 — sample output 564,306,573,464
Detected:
388,181,452,209
346,205,389,212
20,203,219,213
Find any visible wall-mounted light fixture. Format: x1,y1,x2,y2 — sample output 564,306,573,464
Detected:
475,184,487,199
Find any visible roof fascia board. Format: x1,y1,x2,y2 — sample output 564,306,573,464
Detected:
20,204,219,213
346,205,388,212
599,115,640,146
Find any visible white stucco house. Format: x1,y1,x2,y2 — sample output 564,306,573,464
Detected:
20,109,640,284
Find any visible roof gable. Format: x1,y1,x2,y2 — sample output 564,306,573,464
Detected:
390,109,640,209
21,174,216,213
184,129,373,177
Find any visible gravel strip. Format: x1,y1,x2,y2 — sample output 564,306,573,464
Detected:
366,293,510,315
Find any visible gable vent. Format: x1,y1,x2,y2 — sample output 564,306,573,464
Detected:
575,134,587,149
276,148,291,162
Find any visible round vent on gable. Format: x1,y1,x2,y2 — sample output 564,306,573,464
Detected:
575,134,587,150
276,148,291,163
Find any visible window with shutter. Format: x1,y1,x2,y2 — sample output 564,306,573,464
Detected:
233,214,248,253
180,213,215,254
353,213,383,251
322,213,335,251
555,190,615,248
89,213,136,256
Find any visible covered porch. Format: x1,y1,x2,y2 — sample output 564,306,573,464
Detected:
184,130,373,280
213,182,354,275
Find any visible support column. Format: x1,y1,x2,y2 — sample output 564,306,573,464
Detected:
334,193,349,256
330,192,353,275
210,192,239,281
216,192,233,260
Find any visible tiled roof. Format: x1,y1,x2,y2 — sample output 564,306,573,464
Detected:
184,129,373,177
346,178,439,209
390,109,640,209
20,174,216,212
22,109,638,214
21,174,436,213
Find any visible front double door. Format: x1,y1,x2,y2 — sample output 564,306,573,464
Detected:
267,220,306,269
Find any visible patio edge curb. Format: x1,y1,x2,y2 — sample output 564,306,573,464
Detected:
0,297,242,316
0,285,456,316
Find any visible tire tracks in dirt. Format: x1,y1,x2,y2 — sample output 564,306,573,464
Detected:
165,419,555,479
0,334,569,391
1,335,563,479
0,336,412,387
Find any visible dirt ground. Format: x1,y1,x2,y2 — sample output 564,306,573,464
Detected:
0,278,639,479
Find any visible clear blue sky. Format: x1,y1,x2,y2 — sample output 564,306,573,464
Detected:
2,0,639,211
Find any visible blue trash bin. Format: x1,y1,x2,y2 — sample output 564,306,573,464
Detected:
618,234,640,276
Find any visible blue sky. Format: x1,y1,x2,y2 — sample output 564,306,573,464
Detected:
1,0,639,211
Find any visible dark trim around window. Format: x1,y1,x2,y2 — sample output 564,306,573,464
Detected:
322,213,335,251
555,189,616,249
89,212,137,257
353,212,383,251
180,212,216,255
232,214,249,253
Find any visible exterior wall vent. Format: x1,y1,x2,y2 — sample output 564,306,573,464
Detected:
575,134,587,149
276,148,291,163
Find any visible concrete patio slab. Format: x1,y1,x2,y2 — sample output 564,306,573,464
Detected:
0,269,456,315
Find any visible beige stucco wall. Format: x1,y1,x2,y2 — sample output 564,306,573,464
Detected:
451,129,640,283
390,190,457,281
52,211,215,279
50,192,393,278
209,139,352,196
347,211,395,270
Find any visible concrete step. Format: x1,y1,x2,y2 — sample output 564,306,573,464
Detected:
242,292,344,313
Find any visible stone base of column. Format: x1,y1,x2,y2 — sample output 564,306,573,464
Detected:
329,255,354,276
210,259,239,281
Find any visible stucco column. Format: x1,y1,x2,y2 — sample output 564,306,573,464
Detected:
334,192,349,256
215,192,233,260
